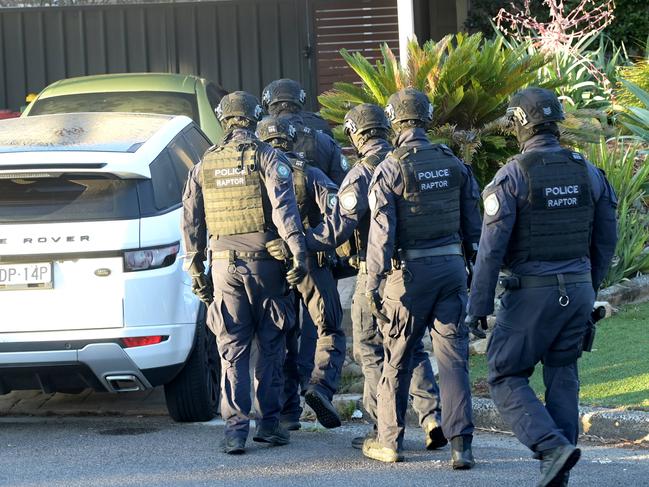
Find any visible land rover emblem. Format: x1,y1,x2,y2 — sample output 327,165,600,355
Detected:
94,268,111,277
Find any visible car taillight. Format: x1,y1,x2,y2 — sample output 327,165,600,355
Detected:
121,336,167,348
123,243,180,272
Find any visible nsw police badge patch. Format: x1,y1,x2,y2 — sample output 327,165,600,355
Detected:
327,193,338,210
340,155,350,171
484,193,500,216
277,162,291,179
340,192,358,211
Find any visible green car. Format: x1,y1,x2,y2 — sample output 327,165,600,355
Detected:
22,73,226,143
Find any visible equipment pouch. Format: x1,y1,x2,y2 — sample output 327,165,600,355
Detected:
582,322,596,353
498,276,520,290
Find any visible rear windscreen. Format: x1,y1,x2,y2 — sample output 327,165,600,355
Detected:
0,176,141,223
28,91,199,122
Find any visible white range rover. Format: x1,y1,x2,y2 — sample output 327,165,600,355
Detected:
0,112,219,422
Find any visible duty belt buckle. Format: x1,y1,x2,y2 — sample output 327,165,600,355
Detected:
557,274,570,307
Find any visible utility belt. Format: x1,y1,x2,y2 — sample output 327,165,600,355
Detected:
499,272,592,307
392,243,463,268
213,249,273,261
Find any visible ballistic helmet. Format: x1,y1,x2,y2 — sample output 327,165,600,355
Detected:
384,88,434,127
256,115,297,145
506,87,565,128
262,79,307,111
215,91,263,124
343,103,391,149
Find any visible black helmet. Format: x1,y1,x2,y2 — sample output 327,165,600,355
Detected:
256,115,297,145
384,88,434,127
262,79,306,111
215,91,263,123
344,103,390,149
506,87,565,128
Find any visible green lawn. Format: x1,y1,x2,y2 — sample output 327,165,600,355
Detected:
469,302,649,410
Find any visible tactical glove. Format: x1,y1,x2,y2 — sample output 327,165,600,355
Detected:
286,252,308,286
188,262,213,305
366,290,389,324
265,238,291,261
464,314,488,339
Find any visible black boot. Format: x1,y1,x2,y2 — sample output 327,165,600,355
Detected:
451,435,475,470
253,422,290,446
222,436,246,455
424,419,448,450
280,416,302,431
305,389,341,429
537,445,580,487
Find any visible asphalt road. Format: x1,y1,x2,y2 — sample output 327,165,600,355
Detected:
0,416,646,487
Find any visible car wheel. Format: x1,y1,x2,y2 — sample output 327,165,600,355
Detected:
164,305,220,422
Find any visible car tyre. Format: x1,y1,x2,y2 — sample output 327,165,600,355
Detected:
164,305,220,422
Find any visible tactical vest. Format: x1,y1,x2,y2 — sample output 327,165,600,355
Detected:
200,140,274,237
355,153,384,260
506,149,594,263
395,144,462,248
293,125,319,170
287,156,322,229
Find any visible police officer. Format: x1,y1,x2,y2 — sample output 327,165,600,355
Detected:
304,103,446,451
363,88,482,465
262,78,334,138
181,91,308,455
256,115,346,429
262,79,349,186
466,87,617,486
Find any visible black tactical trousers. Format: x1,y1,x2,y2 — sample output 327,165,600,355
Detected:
280,297,318,422
353,272,441,428
208,258,294,441
281,263,345,419
377,255,474,451
488,282,594,452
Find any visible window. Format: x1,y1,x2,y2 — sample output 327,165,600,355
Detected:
28,91,200,123
168,136,197,188
182,127,211,160
149,150,182,211
0,175,140,223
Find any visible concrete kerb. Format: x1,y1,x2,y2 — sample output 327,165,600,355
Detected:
331,394,649,444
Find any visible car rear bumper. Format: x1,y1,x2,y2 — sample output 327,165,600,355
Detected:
0,324,196,394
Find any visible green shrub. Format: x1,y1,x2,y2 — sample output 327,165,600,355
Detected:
318,33,553,185
586,139,649,286
318,33,613,185
497,31,627,110
616,61,649,108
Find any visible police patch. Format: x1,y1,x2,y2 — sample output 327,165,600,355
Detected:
340,193,358,211
340,155,350,171
484,193,500,216
277,162,291,179
327,193,338,210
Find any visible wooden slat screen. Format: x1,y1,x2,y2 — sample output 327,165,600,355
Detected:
312,0,399,95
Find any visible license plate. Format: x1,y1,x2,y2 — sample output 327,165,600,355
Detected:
0,262,53,290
